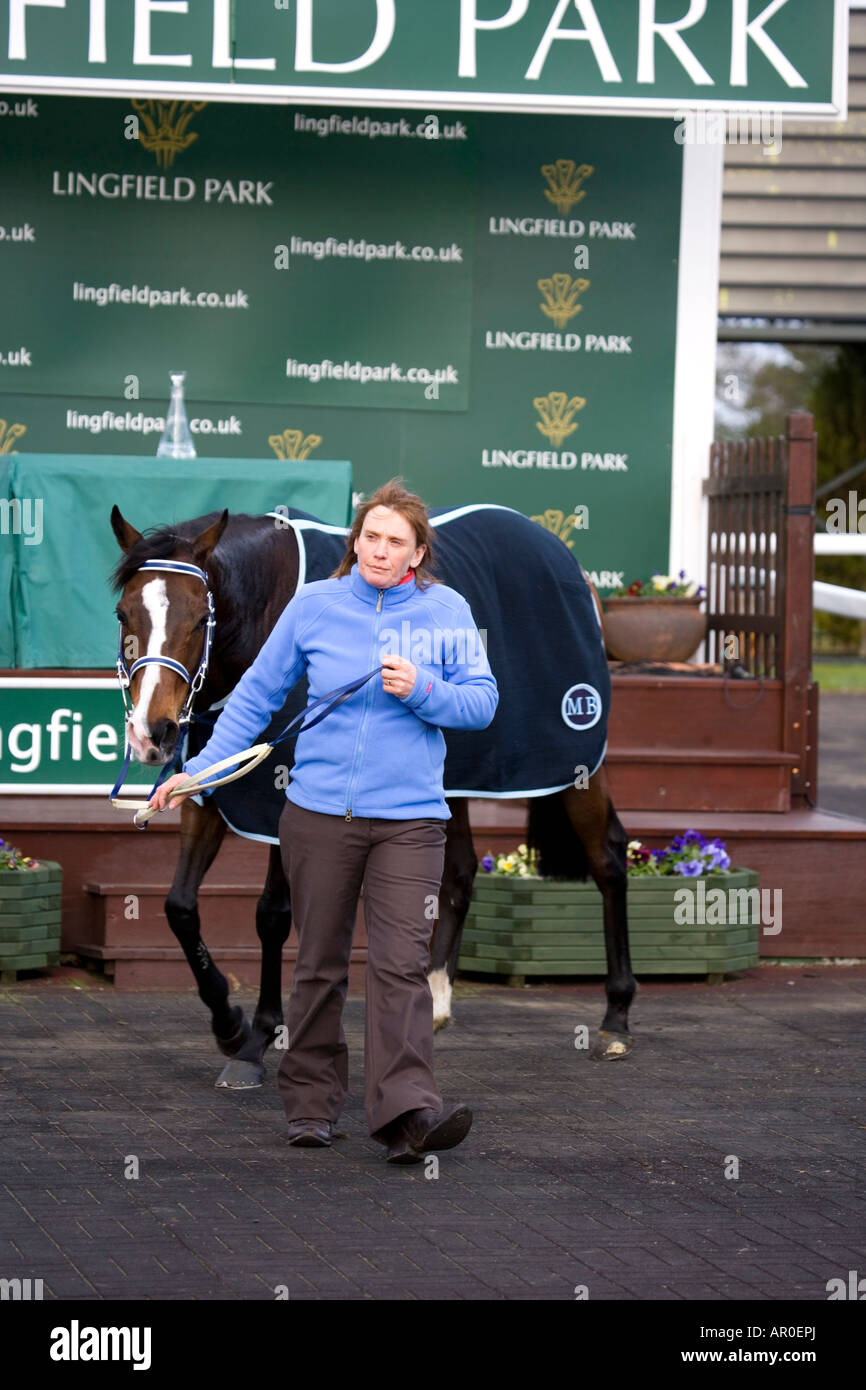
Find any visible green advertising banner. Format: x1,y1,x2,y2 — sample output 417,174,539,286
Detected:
1,96,475,410
1,98,681,610
0,0,847,116
0,677,159,793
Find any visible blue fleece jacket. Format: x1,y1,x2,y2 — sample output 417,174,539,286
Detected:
182,563,499,820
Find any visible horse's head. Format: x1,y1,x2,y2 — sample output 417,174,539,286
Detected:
111,506,228,765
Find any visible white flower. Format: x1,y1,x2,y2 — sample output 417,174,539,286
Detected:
628,840,643,851
652,573,672,592
683,581,698,597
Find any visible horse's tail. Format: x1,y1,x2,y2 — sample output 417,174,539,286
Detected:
527,794,590,882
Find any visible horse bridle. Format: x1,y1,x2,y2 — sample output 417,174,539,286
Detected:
115,559,216,731
110,554,382,828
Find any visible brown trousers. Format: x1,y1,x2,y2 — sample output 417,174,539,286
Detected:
276,798,447,1138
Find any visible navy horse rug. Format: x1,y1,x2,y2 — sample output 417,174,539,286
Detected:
188,504,610,843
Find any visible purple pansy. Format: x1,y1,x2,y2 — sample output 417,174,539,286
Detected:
674,860,703,876
704,837,731,870
682,829,709,848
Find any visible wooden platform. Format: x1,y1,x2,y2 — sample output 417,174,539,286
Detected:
2,792,863,986
604,672,811,813
3,414,844,985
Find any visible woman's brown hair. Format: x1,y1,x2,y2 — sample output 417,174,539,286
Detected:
331,477,440,589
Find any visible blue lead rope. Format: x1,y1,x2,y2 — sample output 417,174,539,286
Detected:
191,665,382,794
109,667,382,807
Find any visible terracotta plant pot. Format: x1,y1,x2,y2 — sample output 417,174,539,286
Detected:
601,595,707,663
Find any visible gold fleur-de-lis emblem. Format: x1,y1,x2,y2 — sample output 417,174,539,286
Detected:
538,273,590,330
0,420,26,454
530,508,584,550
534,392,586,447
268,429,323,461
541,160,594,215
131,100,208,169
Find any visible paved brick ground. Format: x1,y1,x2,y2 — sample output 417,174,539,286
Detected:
1,966,864,1301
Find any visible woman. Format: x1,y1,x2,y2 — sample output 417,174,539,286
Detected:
151,479,498,1164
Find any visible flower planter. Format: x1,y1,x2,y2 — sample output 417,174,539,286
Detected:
458,868,760,984
602,595,707,663
0,862,63,981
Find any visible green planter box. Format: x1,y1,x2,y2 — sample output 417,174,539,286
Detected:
458,868,760,981
0,862,63,975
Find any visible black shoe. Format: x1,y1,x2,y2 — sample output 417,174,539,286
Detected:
286,1118,333,1147
385,1104,472,1164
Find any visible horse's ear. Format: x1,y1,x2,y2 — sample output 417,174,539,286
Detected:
191,509,229,565
111,505,142,552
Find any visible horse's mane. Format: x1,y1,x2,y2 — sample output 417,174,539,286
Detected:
111,516,212,591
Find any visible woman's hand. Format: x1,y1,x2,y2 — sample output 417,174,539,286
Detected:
381,655,417,699
148,771,196,813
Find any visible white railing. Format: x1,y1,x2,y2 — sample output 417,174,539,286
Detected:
813,582,866,620
814,535,866,556
812,534,866,617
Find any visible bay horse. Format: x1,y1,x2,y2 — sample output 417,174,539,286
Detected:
110,503,636,1088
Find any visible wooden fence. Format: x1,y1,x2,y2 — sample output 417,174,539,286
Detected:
703,411,817,806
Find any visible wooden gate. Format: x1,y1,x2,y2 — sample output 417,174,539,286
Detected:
703,411,818,806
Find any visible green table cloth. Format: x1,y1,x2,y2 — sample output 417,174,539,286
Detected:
1,454,352,668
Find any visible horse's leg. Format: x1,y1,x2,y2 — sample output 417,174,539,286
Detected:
559,770,637,1057
164,796,251,1063
215,844,292,1090
428,797,476,1031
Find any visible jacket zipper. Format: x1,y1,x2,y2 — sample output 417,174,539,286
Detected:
345,588,384,819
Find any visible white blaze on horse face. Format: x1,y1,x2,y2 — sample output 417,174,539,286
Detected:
128,578,170,756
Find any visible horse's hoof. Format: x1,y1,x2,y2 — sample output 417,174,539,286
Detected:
433,1014,451,1033
214,1011,251,1058
215,1058,264,1089
590,1031,634,1061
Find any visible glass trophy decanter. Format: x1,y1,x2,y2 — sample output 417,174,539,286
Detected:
156,371,197,459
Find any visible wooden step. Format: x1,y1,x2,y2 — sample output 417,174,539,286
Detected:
606,748,796,812
75,944,367,992
608,674,786,751
84,880,369,951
